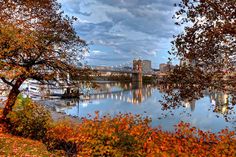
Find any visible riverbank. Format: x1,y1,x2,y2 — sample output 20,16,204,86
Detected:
0,111,236,157
0,123,65,156
0,100,80,123
0,96,235,156
0,110,235,156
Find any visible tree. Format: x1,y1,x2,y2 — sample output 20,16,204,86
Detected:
0,0,87,120
161,0,236,120
172,0,236,72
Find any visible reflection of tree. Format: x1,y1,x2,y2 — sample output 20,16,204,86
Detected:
159,65,211,111
159,66,236,124
163,0,236,125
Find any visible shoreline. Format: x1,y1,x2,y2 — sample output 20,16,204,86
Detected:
0,101,81,123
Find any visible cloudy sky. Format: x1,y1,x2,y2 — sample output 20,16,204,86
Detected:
58,0,182,68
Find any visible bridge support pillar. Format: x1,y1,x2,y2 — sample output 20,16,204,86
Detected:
132,59,142,87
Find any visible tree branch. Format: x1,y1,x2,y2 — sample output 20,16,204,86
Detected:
1,77,14,87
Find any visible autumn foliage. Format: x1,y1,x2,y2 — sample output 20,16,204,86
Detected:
0,0,87,120
7,95,51,140
46,112,236,156
0,96,235,156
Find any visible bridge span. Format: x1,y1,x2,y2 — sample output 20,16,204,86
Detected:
93,59,156,83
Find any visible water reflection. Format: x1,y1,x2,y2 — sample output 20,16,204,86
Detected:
160,82,236,125
183,100,196,112
210,92,229,115
82,83,153,105
39,82,236,132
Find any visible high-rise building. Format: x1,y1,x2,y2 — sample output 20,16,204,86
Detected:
142,60,152,73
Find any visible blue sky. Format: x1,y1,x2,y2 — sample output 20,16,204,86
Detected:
58,0,182,69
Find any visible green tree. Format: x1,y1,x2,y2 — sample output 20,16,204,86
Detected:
0,0,87,120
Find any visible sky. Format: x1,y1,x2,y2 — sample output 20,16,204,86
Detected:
58,0,182,69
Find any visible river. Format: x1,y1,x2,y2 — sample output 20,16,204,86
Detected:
40,82,236,133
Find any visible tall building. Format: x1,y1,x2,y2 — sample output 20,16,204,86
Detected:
133,59,152,73
142,60,152,73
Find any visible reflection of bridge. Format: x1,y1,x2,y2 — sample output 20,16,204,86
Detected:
49,85,153,113
49,85,154,113
82,86,153,104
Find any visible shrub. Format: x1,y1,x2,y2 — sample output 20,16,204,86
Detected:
46,112,152,156
45,118,79,156
7,95,52,140
46,112,236,157
5,97,235,157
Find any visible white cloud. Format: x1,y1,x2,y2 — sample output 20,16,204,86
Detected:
59,0,182,67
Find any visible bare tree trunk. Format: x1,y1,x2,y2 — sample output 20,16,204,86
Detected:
2,78,26,122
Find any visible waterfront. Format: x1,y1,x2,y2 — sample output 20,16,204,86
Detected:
40,82,236,133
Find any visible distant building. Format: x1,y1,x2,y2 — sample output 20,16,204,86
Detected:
159,63,174,72
179,58,197,67
179,59,189,66
142,60,152,73
94,66,111,70
123,66,132,71
133,59,152,73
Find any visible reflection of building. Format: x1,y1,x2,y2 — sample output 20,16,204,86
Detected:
183,99,196,112
158,84,170,93
210,92,229,115
132,88,143,104
84,83,153,105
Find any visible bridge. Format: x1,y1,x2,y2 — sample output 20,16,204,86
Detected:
91,59,156,83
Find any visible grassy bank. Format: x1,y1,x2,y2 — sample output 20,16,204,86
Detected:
0,122,64,156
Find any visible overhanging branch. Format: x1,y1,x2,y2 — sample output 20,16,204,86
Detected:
1,77,14,87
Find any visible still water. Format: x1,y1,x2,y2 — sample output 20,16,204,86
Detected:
41,82,236,132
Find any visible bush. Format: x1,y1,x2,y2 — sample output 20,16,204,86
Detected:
46,112,236,157
7,95,52,140
5,96,236,157
46,112,152,156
